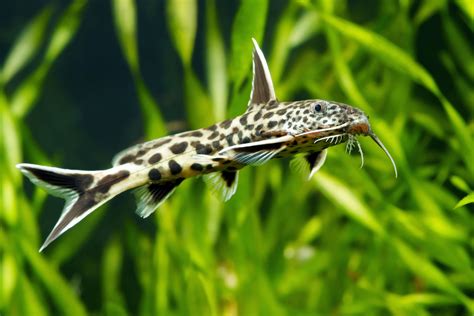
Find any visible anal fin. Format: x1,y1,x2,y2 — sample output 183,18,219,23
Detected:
134,179,184,218
203,171,239,201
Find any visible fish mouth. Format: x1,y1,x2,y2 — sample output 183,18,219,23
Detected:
346,116,371,136
340,119,398,178
347,122,370,135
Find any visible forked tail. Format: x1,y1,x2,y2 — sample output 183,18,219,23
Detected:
17,163,130,251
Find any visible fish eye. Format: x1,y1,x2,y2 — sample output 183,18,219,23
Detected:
313,102,323,113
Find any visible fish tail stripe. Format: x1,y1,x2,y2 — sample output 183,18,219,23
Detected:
16,163,129,251
17,163,95,198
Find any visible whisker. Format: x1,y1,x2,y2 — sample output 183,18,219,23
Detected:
345,136,354,154
355,138,364,168
369,132,398,178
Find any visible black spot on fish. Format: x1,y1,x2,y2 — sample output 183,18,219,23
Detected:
169,142,188,154
267,101,278,109
232,127,239,133
211,140,221,149
205,164,213,170
148,153,162,164
168,160,182,175
245,124,254,130
254,111,262,120
267,121,278,128
208,131,219,140
96,170,130,194
256,124,263,131
190,163,203,171
226,135,234,146
196,144,212,155
134,159,143,165
118,154,135,164
263,112,274,119
148,168,162,181
190,131,203,137
137,149,147,157
206,124,218,131
212,157,225,162
242,137,251,143
220,120,232,129
277,109,286,115
239,114,248,125
152,138,172,148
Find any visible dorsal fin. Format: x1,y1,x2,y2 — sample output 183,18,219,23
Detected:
248,38,276,107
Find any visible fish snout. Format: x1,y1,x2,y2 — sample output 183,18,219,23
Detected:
347,115,371,136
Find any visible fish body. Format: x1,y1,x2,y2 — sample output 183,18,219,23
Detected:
18,39,396,251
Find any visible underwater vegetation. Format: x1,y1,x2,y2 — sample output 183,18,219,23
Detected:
1,0,473,315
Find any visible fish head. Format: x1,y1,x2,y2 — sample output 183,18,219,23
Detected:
293,100,398,177
297,99,370,136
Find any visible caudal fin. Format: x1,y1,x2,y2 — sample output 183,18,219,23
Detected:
17,163,128,251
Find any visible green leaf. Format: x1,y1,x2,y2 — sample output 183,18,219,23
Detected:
0,92,22,184
230,0,269,88
1,5,53,84
324,25,370,111
314,171,385,235
135,78,167,138
112,0,166,138
11,0,87,118
205,0,228,120
184,69,215,128
19,237,88,315
455,0,474,21
112,0,139,73
102,237,127,315
454,192,474,209
392,238,471,310
166,0,197,67
0,252,18,310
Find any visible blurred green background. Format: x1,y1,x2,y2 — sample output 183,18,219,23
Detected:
1,0,473,315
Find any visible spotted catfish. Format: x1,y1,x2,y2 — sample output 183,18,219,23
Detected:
17,39,397,251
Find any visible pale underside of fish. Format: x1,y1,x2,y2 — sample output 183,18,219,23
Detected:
17,39,397,251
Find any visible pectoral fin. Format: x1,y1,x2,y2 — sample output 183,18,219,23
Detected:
290,149,327,180
233,148,285,165
307,149,327,179
218,134,292,155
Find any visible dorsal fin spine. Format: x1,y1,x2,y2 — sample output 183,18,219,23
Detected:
248,38,277,107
